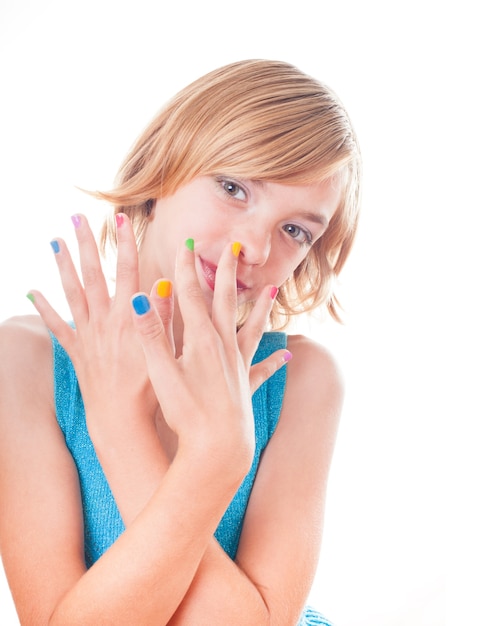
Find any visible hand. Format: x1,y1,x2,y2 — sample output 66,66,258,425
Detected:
130,239,291,474
28,214,161,436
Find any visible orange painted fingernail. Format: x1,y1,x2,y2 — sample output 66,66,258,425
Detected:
156,280,172,298
232,242,241,257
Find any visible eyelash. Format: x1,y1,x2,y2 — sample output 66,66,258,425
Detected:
216,177,247,201
282,224,313,246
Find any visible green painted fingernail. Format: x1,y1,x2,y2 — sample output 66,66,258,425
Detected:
26,293,35,304
185,238,194,251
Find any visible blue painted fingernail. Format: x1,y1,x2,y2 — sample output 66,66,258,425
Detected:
132,294,151,315
50,240,60,254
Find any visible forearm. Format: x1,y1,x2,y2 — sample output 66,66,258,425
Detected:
91,420,270,624
168,539,270,626
49,449,246,625
89,413,170,525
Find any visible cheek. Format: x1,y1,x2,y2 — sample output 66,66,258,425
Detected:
272,257,304,288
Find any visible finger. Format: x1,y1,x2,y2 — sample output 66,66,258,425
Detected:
249,349,292,394
151,279,175,355
26,289,77,353
71,213,110,315
131,292,176,384
211,241,240,343
237,285,279,366
175,239,213,340
49,237,89,326
113,213,140,308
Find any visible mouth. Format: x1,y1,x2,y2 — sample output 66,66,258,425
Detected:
199,257,249,293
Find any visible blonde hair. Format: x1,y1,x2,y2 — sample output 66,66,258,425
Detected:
97,59,362,328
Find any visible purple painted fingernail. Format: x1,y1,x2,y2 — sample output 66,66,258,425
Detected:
71,214,81,229
283,350,293,362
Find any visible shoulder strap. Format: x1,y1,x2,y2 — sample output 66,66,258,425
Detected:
251,331,288,441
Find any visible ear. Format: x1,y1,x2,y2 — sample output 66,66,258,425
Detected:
144,198,156,219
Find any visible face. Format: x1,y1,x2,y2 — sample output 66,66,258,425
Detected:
139,175,341,309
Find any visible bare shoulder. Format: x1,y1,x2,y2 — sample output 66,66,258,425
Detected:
278,333,344,467
286,333,344,411
0,314,54,418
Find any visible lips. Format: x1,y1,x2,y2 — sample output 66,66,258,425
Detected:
199,257,249,293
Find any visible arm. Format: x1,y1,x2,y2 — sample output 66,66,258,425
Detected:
0,316,269,625
0,317,87,625
167,335,343,625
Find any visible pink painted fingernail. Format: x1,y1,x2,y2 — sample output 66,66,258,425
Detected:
115,214,124,228
283,350,293,362
71,214,81,229
270,286,278,299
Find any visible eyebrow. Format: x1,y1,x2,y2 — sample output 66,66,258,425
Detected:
251,179,330,229
300,211,329,229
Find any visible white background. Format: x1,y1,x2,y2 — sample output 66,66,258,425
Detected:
0,1,484,625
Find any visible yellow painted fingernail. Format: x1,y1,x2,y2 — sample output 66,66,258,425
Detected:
232,242,242,257
156,280,172,298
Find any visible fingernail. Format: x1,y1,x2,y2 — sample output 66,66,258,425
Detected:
232,242,242,257
132,294,151,315
71,214,81,229
270,286,278,299
50,240,60,254
26,292,35,304
185,238,194,251
115,213,124,228
156,280,172,298
283,350,293,362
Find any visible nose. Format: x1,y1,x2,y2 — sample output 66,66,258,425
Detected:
237,228,272,267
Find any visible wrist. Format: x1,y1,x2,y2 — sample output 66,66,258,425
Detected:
176,433,254,489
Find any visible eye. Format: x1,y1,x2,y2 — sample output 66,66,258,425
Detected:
218,178,247,201
282,223,313,246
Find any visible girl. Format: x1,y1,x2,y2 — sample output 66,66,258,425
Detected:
0,59,361,625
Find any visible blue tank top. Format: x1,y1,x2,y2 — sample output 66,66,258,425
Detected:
51,331,331,626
